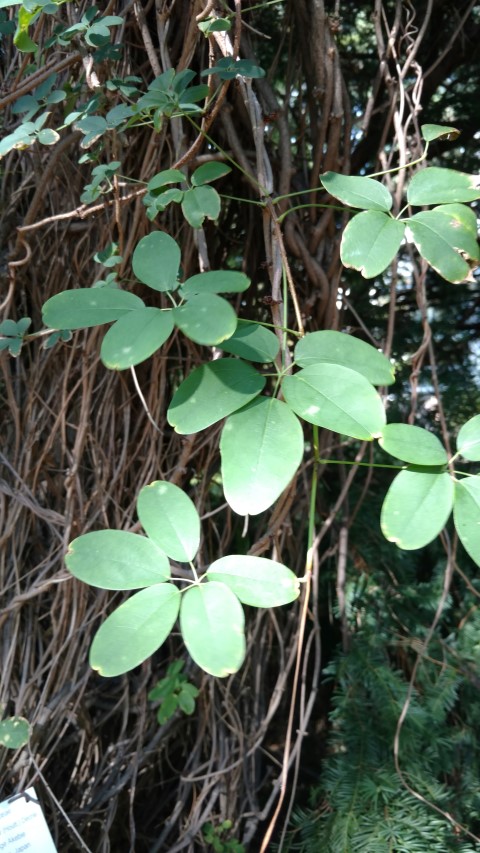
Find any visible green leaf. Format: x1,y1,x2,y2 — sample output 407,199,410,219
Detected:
167,359,265,434
181,185,221,228
191,162,231,186
379,424,448,466
341,211,405,278
157,693,178,723
282,364,386,440
454,478,480,565
177,687,196,714
136,480,200,562
407,167,480,205
147,169,185,192
381,468,454,550
132,232,181,292
100,307,173,369
179,270,250,297
218,320,280,363
180,583,245,677
321,172,392,211
173,293,237,345
431,203,479,256
37,127,60,145
207,555,300,607
42,288,145,330
202,57,265,80
294,330,394,385
457,415,480,461
65,530,170,589
220,396,304,515
90,584,180,677
0,717,30,749
406,209,478,283
421,124,460,143
198,17,231,35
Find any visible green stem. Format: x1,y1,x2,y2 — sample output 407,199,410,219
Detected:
189,562,200,584
307,425,321,550
317,458,406,471
367,143,429,179
277,202,348,223
220,193,265,206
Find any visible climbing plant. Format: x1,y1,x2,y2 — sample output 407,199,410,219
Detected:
2,1,480,849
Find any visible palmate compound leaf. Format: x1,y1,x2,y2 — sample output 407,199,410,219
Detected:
167,359,265,434
180,582,245,677
89,584,180,677
294,330,394,385
206,555,300,607
379,424,448,466
453,477,480,565
340,211,405,278
321,172,392,211
406,207,479,283
65,530,170,589
457,414,480,461
0,717,30,749
137,481,200,562
407,167,480,206
42,288,145,330
282,364,386,440
100,307,174,369
381,467,454,550
220,396,304,515
172,293,237,345
132,231,181,291
217,320,280,363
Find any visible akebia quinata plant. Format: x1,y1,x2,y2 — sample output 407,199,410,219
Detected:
65,481,300,677
8,106,480,679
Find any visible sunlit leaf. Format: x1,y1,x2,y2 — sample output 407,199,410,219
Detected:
132,231,181,291
168,359,265,434
421,124,460,143
379,424,448,466
207,555,300,607
321,172,392,211
406,209,478,283
137,481,200,562
42,288,144,330
100,307,173,369
295,330,394,385
66,530,170,589
457,414,480,461
381,467,453,550
180,582,245,677
218,320,280,363
220,396,304,515
90,584,180,676
454,478,480,565
173,294,237,344
282,364,386,440
407,167,480,205
341,211,405,278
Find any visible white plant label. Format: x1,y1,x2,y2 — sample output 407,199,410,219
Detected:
0,788,57,853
